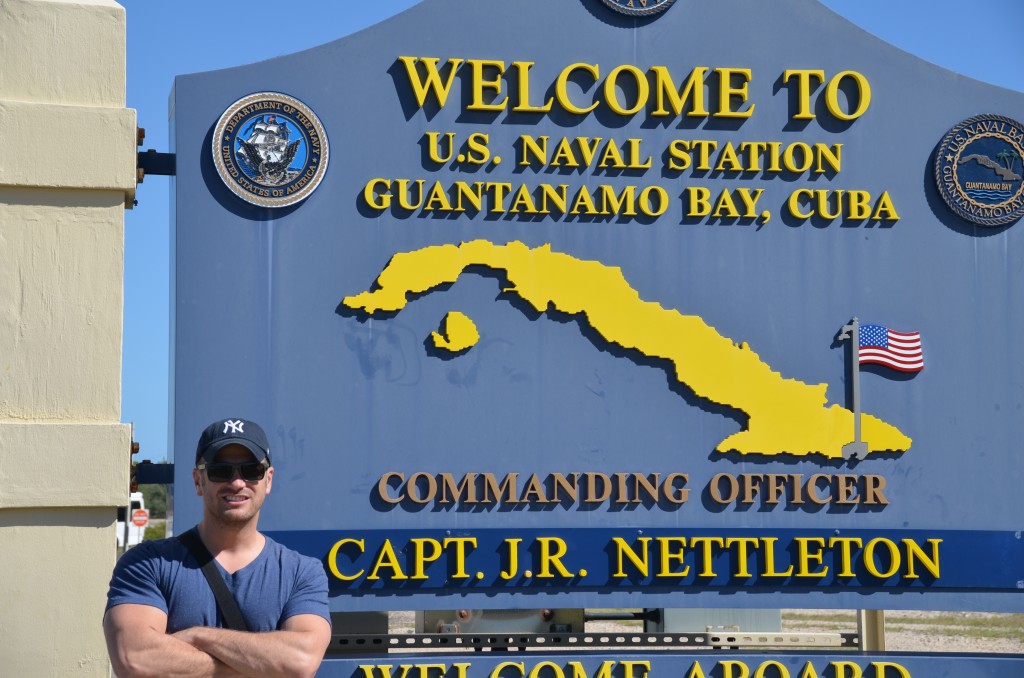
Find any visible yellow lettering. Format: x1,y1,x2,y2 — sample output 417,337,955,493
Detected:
847,190,871,220
510,184,539,214
396,179,425,211
556,63,601,115
782,69,826,119
424,182,453,212
753,662,789,678
831,662,862,678
656,537,689,578
492,662,526,678
828,537,863,578
612,536,651,577
552,137,581,167
689,537,724,577
570,186,599,215
714,142,744,172
783,142,813,173
364,179,392,210
761,537,794,578
712,189,740,218
720,660,750,678
465,132,491,164
536,537,573,578
639,186,669,216
453,182,485,213
869,662,911,678
825,71,871,121
797,662,820,678
863,538,901,579
520,135,548,166
409,538,442,580
399,56,463,108
622,662,650,678
685,662,707,678
736,188,764,218
871,191,900,221
597,185,637,216
605,64,649,116
576,137,604,167
652,66,709,117
715,68,754,118
327,538,365,581
540,184,569,213
725,538,759,578
425,132,456,164
366,540,408,581
795,537,828,578
467,59,507,111
598,140,627,169
687,186,712,217
902,538,941,579
667,140,691,171
512,61,554,113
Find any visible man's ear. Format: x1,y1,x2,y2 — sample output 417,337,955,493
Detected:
264,467,274,495
193,467,202,496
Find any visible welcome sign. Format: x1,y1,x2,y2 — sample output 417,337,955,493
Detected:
172,0,1024,623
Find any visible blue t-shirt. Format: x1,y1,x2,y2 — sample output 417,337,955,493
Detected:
106,532,330,633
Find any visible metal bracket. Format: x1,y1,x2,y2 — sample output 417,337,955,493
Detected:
328,631,859,654
137,149,176,179
135,461,174,485
134,127,176,184
705,631,851,649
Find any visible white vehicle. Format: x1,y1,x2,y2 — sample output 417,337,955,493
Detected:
116,491,147,549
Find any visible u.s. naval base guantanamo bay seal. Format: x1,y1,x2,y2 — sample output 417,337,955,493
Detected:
935,114,1024,227
342,240,911,459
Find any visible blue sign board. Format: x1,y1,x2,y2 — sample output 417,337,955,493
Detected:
171,0,1024,614
316,652,1024,677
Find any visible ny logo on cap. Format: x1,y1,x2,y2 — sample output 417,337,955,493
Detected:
223,420,245,434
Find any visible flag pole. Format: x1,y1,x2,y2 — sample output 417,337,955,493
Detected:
851,316,862,445
839,317,868,461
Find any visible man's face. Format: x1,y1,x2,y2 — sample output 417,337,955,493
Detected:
193,444,274,527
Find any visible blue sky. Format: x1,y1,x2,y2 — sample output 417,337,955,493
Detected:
119,0,1023,461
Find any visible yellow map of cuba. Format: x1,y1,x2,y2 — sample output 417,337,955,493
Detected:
343,240,910,458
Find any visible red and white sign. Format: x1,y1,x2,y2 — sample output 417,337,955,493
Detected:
131,509,149,527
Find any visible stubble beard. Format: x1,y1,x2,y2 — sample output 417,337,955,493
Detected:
202,482,266,529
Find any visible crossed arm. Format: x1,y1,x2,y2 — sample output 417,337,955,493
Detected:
103,603,331,678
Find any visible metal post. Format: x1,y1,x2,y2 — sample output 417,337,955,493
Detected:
851,316,861,444
857,609,885,651
840,317,868,460
166,481,174,537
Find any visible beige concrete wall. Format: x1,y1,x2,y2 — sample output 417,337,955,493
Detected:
0,1,135,675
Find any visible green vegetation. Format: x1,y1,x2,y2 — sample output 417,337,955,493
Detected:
143,524,165,542
141,481,167,518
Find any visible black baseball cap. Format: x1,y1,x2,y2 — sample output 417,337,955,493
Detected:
195,418,271,466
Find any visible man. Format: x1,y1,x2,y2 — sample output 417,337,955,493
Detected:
104,418,331,677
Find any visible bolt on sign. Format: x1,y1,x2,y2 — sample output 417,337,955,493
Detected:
171,0,1024,672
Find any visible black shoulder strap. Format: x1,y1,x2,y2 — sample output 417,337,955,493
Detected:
178,527,250,632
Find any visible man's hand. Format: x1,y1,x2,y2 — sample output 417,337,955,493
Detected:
103,604,243,678
173,614,331,678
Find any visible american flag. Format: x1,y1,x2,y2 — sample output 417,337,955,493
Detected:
858,324,924,372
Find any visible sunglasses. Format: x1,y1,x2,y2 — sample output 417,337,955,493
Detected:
198,460,268,483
